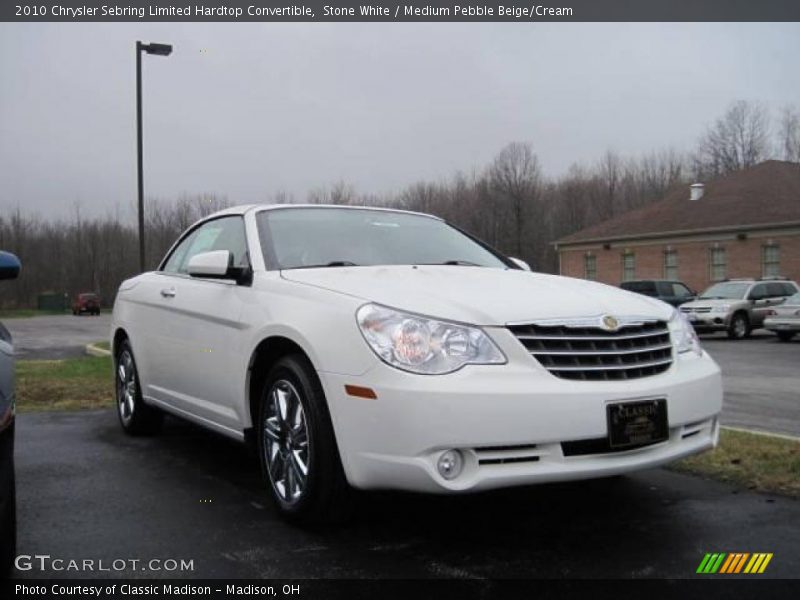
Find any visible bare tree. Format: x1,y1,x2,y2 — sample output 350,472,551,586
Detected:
778,105,800,163
489,142,542,257
693,100,771,177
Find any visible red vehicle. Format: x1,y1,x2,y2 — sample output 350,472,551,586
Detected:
72,293,101,316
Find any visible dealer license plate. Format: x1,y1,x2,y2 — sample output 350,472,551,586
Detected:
607,399,668,448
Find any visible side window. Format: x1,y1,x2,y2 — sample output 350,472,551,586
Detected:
749,283,768,300
622,281,652,294
764,282,795,298
161,216,249,275
656,282,673,297
162,230,198,274
672,283,692,298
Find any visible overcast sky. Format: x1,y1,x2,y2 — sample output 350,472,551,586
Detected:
1,22,799,220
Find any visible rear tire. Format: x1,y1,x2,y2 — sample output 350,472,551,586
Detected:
777,331,795,342
257,354,351,524
727,312,750,340
115,339,163,435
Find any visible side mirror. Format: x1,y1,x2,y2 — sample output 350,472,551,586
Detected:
509,257,531,271
0,251,21,280
187,250,252,285
187,250,233,278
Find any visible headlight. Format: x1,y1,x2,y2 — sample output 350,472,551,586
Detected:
710,305,730,313
356,303,506,374
670,309,702,356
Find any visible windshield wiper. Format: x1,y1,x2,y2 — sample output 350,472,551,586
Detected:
421,260,481,267
288,261,359,269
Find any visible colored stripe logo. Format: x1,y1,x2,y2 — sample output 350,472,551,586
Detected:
697,552,773,574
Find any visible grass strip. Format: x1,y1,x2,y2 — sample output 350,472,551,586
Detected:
16,356,114,412
670,428,800,498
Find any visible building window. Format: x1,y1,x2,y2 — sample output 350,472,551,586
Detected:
621,251,635,282
709,247,727,281
584,254,597,280
663,249,678,280
762,244,780,278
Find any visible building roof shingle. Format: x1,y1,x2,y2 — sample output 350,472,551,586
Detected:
557,160,800,245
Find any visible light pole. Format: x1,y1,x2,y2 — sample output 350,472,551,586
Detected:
136,41,172,272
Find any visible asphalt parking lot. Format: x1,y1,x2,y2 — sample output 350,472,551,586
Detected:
7,314,800,579
6,313,111,359
700,332,800,437
13,410,800,579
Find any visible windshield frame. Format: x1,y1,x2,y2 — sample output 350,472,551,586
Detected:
255,206,519,272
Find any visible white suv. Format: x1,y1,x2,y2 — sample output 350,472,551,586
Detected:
111,205,722,522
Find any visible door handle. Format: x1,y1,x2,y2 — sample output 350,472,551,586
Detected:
160,288,176,298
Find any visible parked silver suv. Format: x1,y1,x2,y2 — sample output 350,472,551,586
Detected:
680,278,799,339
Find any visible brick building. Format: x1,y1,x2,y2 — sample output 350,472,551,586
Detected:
555,161,800,293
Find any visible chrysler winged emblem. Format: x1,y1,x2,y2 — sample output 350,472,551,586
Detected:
601,315,619,331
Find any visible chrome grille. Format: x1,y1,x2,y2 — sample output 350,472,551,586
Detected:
508,318,673,381
681,306,711,314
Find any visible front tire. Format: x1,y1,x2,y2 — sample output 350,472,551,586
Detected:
257,355,351,524
777,331,795,342
727,312,750,340
115,339,163,435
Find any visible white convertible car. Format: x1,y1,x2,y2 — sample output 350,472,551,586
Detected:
111,205,722,522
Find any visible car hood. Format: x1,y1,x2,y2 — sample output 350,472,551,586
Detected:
281,266,674,326
681,298,744,309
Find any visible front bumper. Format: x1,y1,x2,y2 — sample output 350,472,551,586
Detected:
684,312,730,331
320,334,723,493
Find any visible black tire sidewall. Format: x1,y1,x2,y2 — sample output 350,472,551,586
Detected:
257,355,347,522
728,313,748,339
115,340,162,435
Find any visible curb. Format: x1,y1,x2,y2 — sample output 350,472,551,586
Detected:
721,425,800,443
85,343,111,358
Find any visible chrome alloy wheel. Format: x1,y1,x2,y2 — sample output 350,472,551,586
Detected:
117,350,137,425
263,380,310,504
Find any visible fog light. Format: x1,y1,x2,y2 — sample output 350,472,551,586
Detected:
437,449,463,480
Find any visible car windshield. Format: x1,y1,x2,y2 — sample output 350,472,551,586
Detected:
256,208,511,270
698,282,750,300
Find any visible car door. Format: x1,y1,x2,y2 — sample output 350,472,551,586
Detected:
150,216,251,434
748,283,773,327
